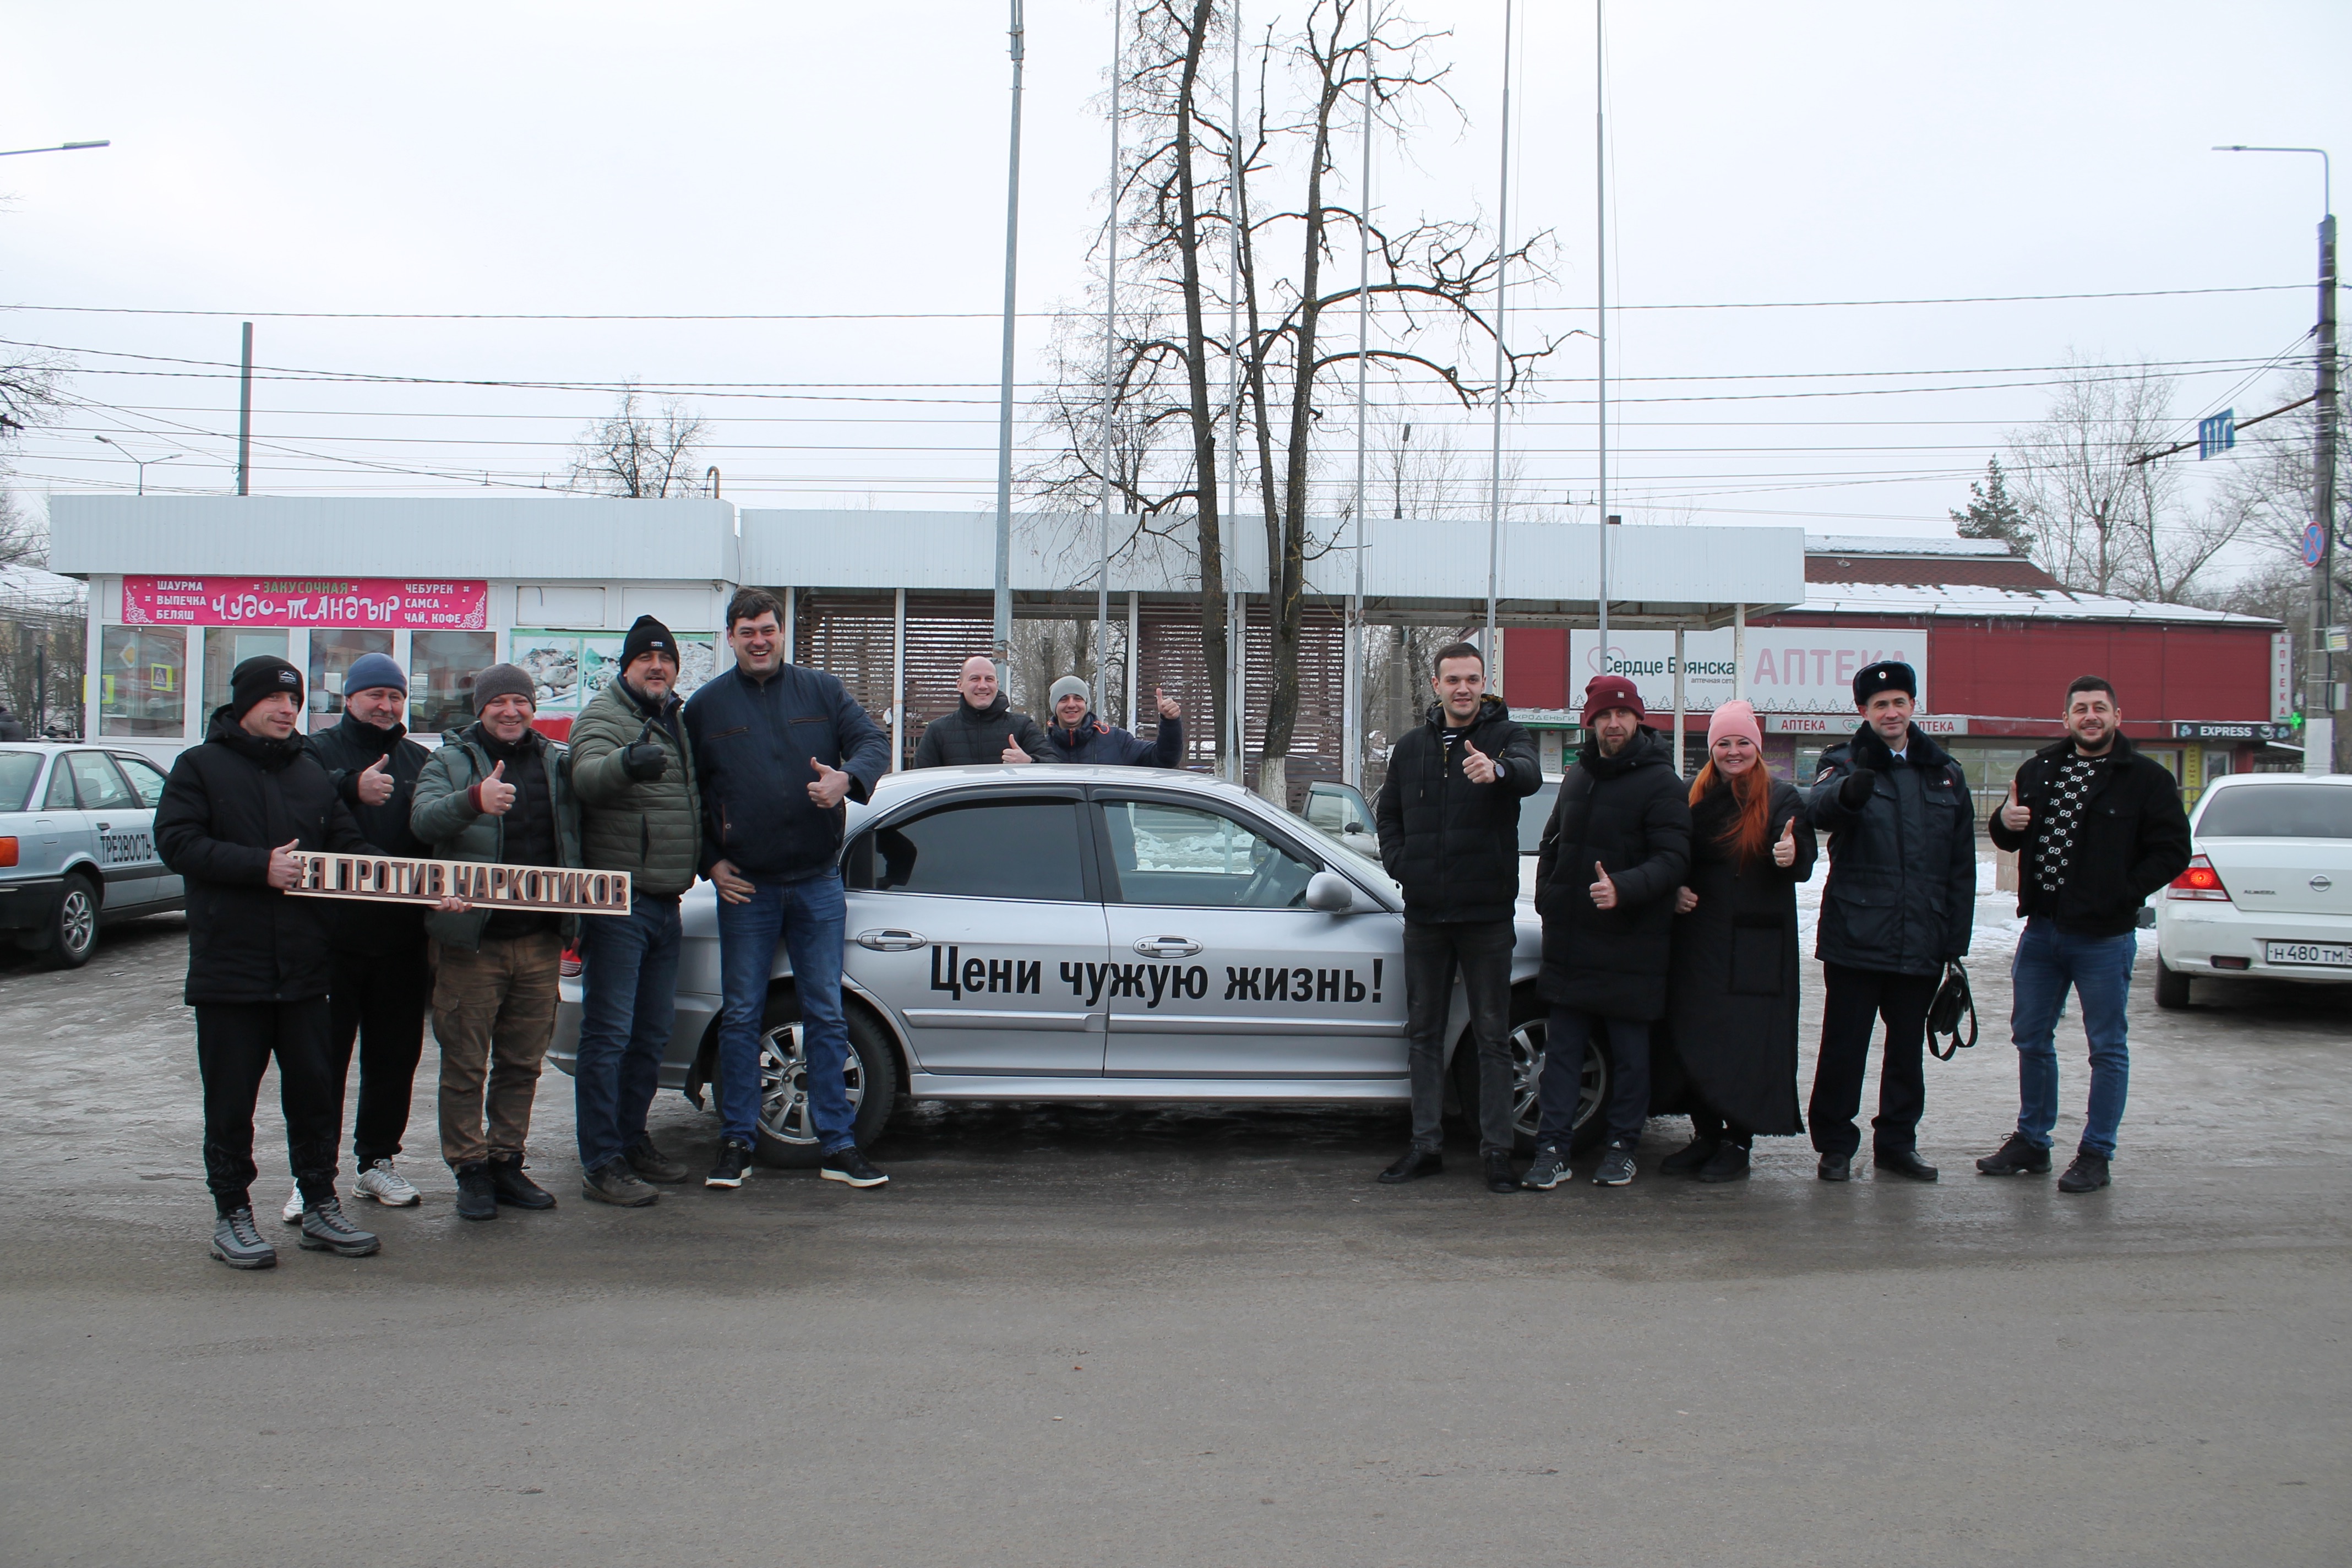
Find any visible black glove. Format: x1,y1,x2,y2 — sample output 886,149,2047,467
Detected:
1837,768,1876,809
621,741,668,781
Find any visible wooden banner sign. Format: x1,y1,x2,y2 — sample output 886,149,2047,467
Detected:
286,852,631,916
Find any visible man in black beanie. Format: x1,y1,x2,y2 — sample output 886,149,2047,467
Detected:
1805,660,1977,1183
155,655,386,1268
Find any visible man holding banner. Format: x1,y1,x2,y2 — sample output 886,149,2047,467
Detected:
411,663,584,1223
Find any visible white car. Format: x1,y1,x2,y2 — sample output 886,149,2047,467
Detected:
552,765,1611,1166
0,742,184,967
2154,772,2352,1007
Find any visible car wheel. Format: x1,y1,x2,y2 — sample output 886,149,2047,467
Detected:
747,988,898,1168
2153,957,2191,1010
1455,988,1609,1156
45,874,100,970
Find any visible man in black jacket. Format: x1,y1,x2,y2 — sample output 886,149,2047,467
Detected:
292,652,433,1221
687,588,892,1190
912,655,1054,767
1977,676,2190,1193
154,656,385,1269
1806,661,1976,1183
1372,641,1541,1193
1525,676,1692,1189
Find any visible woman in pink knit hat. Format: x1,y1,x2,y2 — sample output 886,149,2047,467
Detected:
1656,699,1818,1182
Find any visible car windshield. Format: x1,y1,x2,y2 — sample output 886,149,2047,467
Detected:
0,750,41,814
2196,783,2352,839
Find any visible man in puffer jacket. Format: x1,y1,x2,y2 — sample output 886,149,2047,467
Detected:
410,663,583,1222
1805,660,1976,1184
1034,676,1184,766
566,616,701,1207
913,655,1055,766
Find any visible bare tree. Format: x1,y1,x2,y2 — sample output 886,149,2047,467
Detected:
568,385,710,498
0,491,45,569
1,345,69,567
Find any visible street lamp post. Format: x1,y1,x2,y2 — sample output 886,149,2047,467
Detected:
92,435,179,496
0,140,109,158
992,0,1027,684
2215,145,2337,775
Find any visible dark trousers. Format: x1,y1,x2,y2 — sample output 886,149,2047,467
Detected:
1809,962,1937,1161
1540,1007,1651,1150
195,999,340,1217
1690,1106,1750,1149
575,894,683,1174
328,945,429,1173
1401,919,1517,1156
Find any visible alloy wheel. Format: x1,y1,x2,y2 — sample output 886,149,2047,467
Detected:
755,1021,866,1148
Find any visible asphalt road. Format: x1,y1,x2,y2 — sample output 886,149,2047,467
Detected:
3,912,2346,1567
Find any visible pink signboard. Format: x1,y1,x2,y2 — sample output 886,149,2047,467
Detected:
120,576,489,630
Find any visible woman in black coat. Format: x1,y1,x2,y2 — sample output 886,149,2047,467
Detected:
1658,701,1817,1183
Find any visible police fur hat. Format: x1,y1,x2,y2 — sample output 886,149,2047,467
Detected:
1852,660,1917,706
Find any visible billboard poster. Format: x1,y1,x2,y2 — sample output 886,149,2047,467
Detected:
508,628,718,719
1566,628,1929,716
122,576,488,630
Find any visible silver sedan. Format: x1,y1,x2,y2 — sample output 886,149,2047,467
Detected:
549,764,1607,1165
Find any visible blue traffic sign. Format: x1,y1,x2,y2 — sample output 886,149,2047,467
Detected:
2198,410,2236,460
2305,522,2329,567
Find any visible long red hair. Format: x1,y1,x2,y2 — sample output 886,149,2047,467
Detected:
1689,757,1774,868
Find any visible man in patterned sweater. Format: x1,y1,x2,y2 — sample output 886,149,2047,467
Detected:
1979,676,2191,1193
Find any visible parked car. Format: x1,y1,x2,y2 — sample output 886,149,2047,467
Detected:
1304,775,1558,901
2155,772,2352,1007
0,743,184,967
551,765,1613,1165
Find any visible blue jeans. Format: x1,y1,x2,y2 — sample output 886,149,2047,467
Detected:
574,894,682,1174
1540,1006,1651,1151
2010,917,2135,1158
714,870,856,1153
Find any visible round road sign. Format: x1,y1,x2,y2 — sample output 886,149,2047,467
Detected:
2305,522,2328,567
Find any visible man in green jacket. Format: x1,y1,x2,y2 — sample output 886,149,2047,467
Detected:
410,663,583,1222
567,616,701,1207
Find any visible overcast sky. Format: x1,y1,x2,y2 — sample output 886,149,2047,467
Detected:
4,0,2346,563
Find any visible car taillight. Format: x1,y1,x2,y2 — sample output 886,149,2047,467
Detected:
559,943,584,979
2165,854,2231,902
0,837,16,868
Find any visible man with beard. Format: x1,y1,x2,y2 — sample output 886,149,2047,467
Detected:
1372,641,1542,1194
1806,661,1976,1183
1977,676,2189,1193
913,655,1055,766
1524,675,1692,1190
1034,676,1184,766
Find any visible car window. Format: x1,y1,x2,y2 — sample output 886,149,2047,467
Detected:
1101,798,1318,910
111,753,170,808
1303,783,1371,836
44,759,79,810
67,752,140,813
0,751,40,813
846,798,1087,902
1520,778,1559,853
2196,784,2352,840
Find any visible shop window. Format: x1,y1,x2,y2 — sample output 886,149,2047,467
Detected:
202,629,291,721
99,627,187,738
412,631,499,736
308,629,396,732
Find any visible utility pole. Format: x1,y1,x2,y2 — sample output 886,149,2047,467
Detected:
1226,3,1244,783
235,322,253,496
1482,0,1512,683
992,1,1027,682
1096,1,1121,721
1593,0,1609,658
1346,17,1372,790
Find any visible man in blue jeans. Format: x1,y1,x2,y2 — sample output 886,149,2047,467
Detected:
1980,676,2191,1192
686,589,891,1191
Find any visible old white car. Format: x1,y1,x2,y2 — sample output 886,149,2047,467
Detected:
551,765,1607,1164
0,743,184,967
2155,772,2352,1006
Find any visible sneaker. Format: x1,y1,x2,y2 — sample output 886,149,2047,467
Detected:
821,1146,889,1188
1659,1135,1719,1176
486,1153,557,1210
2057,1151,2111,1193
1696,1141,1751,1183
1376,1148,1444,1184
454,1162,498,1221
280,1182,306,1225
1975,1133,2052,1177
624,1134,691,1185
355,1159,422,1206
706,1138,755,1189
582,1161,661,1207
1522,1143,1570,1190
210,1207,277,1270
1592,1146,1637,1187
297,1196,382,1257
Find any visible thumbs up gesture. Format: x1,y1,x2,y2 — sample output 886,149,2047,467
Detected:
808,757,851,808
1773,816,1798,868
1461,738,1500,784
477,759,516,816
1003,732,1032,764
356,754,395,806
266,838,304,890
1156,687,1181,719
2000,778,2031,832
1589,860,1619,910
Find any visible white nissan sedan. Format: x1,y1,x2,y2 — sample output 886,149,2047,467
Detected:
2154,772,2352,1007
551,765,1603,1166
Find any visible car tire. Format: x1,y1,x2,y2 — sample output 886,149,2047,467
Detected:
44,873,100,970
1454,987,1609,1156
2153,957,2191,1010
742,987,899,1169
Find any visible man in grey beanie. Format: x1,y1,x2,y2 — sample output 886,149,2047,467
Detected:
1033,674,1184,767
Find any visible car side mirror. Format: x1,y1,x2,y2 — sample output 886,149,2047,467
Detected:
1304,872,1355,912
